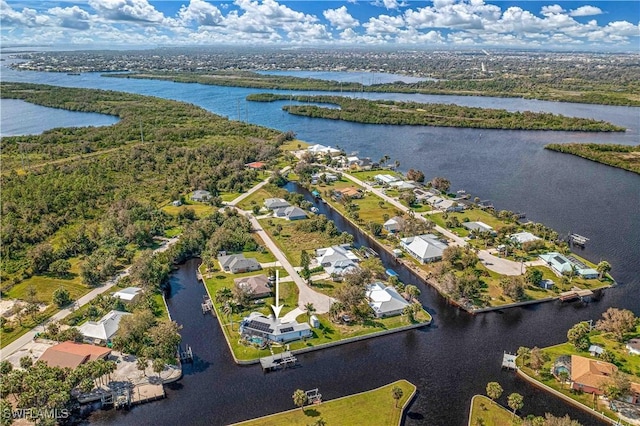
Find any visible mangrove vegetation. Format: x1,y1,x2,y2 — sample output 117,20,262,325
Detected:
545,143,640,174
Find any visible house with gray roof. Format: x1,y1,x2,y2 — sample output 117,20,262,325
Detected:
400,234,448,264
191,189,211,202
366,282,410,318
462,221,496,235
78,310,131,344
274,206,308,221
112,287,143,304
383,216,405,233
315,245,360,276
264,198,291,210
234,274,271,299
510,232,541,245
218,253,262,274
239,312,312,343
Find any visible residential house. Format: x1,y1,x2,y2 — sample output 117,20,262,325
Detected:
264,198,291,210
273,206,308,221
38,341,111,369
366,282,410,318
427,196,464,212
78,310,131,345
316,245,360,276
414,188,437,203
333,187,363,200
239,312,312,343
539,252,599,279
462,221,496,235
374,174,400,185
383,216,405,233
307,144,341,156
510,232,541,245
311,172,338,184
400,234,448,264
627,339,640,355
245,161,266,170
191,190,211,202
388,180,416,191
570,355,640,403
234,274,271,299
112,287,143,304
218,254,262,274
345,156,362,168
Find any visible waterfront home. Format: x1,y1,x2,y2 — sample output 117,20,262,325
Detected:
383,216,405,233
366,282,411,318
112,287,143,304
191,189,211,202
311,172,339,184
426,196,464,212
388,180,416,191
273,206,308,221
307,144,341,156
333,187,363,200
510,232,541,245
414,188,438,203
239,312,312,343
374,174,400,185
39,341,111,369
78,310,131,345
234,274,271,299
570,355,640,403
462,221,495,235
345,156,362,168
218,254,262,274
400,234,448,264
627,339,640,355
316,245,360,276
539,252,599,279
245,161,266,170
264,198,291,210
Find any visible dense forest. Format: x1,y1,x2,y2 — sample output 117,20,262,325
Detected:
545,143,640,174
247,94,625,132
0,83,285,289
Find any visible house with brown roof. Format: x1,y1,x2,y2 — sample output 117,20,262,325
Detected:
333,187,362,200
234,274,271,299
38,341,111,369
570,355,616,395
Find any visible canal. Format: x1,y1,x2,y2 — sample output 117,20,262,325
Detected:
90,186,610,426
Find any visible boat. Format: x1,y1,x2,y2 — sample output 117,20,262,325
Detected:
67,72,81,76
310,207,319,213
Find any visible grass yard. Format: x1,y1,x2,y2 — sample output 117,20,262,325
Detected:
429,209,508,231
234,380,416,426
162,201,215,217
349,169,403,182
279,139,309,151
236,186,287,211
469,395,518,426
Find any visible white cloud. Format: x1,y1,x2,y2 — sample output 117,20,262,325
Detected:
48,5,92,30
178,0,223,26
1,0,51,27
364,14,405,35
540,4,565,16
323,6,359,30
87,0,166,23
569,6,603,17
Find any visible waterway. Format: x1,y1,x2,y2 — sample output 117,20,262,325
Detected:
1,56,638,425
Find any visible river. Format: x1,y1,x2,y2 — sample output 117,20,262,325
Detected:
1,56,638,425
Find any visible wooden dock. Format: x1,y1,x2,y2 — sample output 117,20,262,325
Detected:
131,384,165,405
559,289,594,302
259,351,298,372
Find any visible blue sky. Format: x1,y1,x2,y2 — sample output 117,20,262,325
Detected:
1,0,638,49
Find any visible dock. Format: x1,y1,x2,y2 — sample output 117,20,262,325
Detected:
502,352,517,370
202,295,213,315
569,233,589,246
259,351,298,372
559,288,594,302
130,384,165,405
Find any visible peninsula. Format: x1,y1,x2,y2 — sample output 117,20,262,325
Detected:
247,94,625,132
545,143,640,174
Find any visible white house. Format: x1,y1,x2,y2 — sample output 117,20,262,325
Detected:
400,234,448,264
264,198,291,210
273,206,308,221
218,254,262,274
307,144,341,156
539,252,599,279
191,190,211,202
427,196,463,212
627,339,640,355
389,181,416,191
78,310,131,344
462,221,495,235
366,282,410,318
383,216,405,233
240,312,312,343
315,245,360,276
112,287,143,304
374,174,400,185
510,232,541,245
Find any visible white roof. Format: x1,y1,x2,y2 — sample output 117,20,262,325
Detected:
316,245,359,275
366,282,410,316
375,174,400,184
112,287,142,301
389,181,416,190
401,234,448,261
511,232,541,244
78,310,131,341
462,222,494,233
308,144,340,154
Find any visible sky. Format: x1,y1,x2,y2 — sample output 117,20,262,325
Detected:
1,0,639,49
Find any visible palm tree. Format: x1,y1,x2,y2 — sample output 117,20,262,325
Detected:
391,386,404,408
329,302,343,321
292,389,307,411
215,288,232,304
597,261,611,279
304,303,316,320
507,393,524,418
405,285,421,301
486,382,503,405
516,347,531,366
558,370,569,389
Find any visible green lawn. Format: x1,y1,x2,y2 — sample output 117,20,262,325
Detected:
430,209,508,231
162,201,215,217
236,186,287,211
350,169,403,182
234,380,416,426
279,139,309,151
164,226,182,238
469,395,518,426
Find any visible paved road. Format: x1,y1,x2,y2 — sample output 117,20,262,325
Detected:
227,166,290,207
0,237,180,359
337,170,527,276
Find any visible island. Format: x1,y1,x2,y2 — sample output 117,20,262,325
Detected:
247,94,625,132
545,143,640,174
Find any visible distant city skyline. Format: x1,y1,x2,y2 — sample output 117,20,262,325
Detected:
1,0,639,49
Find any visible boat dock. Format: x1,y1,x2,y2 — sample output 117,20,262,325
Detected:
259,351,298,372
569,233,589,246
559,288,594,302
501,352,517,370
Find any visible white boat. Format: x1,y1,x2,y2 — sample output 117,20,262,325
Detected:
310,207,319,213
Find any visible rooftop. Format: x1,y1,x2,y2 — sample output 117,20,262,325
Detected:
38,341,111,369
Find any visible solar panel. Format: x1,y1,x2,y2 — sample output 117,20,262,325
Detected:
248,320,273,333
280,327,294,333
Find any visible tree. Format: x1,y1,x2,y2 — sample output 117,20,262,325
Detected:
29,243,55,274
602,371,631,401
391,386,404,408
558,370,569,388
52,287,72,307
405,285,421,300
0,398,13,426
406,168,425,183
500,276,525,301
567,322,591,351
19,356,33,370
0,360,12,375
300,250,311,279
517,347,531,365
596,307,637,342
368,221,383,236
304,302,316,320
529,347,548,372
525,269,543,287
486,382,503,405
596,261,611,279
431,177,451,192
507,393,524,418
49,259,71,276
292,389,307,411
